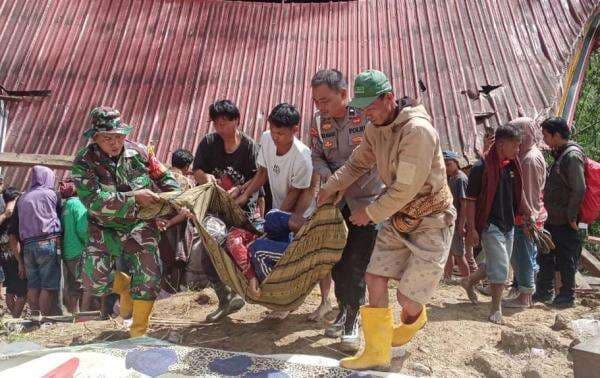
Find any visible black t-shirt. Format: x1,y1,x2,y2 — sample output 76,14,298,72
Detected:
466,160,516,233
1,210,17,260
193,132,263,215
7,204,19,238
0,196,7,257
448,170,468,217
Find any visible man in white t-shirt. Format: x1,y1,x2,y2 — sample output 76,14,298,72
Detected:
236,103,316,319
237,103,315,219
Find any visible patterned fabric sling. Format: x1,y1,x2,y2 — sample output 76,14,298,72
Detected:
139,183,348,311
391,183,453,233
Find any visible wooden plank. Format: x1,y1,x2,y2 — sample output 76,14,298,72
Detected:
582,248,600,278
576,271,593,290
573,336,600,378
0,152,74,169
588,236,600,245
583,276,600,286
0,94,24,102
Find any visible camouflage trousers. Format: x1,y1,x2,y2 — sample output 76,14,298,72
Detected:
82,221,162,300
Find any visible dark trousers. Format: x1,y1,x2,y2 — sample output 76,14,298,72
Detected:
332,206,378,310
201,251,221,285
536,224,582,300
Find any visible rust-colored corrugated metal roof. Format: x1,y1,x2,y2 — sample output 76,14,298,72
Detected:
0,0,598,187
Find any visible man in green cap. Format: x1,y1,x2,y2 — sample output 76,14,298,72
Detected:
72,106,180,337
318,70,455,370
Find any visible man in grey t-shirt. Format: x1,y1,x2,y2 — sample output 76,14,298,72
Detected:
442,151,471,280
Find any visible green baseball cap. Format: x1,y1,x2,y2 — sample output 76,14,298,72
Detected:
349,69,393,108
83,106,133,138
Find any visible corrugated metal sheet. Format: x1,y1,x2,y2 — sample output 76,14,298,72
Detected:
0,0,598,187
0,100,7,154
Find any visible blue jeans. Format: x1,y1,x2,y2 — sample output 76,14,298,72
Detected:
23,239,61,290
511,227,537,294
481,224,514,284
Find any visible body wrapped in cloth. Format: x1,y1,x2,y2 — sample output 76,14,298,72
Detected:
139,183,348,311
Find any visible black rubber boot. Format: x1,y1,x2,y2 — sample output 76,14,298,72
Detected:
340,306,360,352
206,282,245,322
325,304,346,338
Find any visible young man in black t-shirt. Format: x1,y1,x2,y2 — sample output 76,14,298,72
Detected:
442,150,471,281
460,125,528,325
192,100,264,322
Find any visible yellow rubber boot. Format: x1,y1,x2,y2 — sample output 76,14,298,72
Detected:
340,306,392,371
392,305,427,347
112,272,133,318
130,300,154,338
112,271,131,293
119,291,133,319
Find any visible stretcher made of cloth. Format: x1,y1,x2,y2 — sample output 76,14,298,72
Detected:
139,183,348,311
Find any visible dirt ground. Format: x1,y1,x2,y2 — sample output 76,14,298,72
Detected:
2,282,598,377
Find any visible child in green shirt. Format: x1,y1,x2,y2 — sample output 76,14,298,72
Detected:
60,180,88,314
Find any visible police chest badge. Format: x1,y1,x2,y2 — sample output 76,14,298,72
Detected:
348,125,365,145
351,135,364,144
322,122,332,131
352,116,362,125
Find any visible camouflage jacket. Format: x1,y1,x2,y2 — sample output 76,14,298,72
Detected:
71,140,180,231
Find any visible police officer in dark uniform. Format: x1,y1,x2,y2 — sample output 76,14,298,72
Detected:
310,69,384,351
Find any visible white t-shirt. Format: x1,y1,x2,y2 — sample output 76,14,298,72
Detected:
258,131,315,218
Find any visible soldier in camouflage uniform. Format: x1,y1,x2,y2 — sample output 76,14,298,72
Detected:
72,106,180,337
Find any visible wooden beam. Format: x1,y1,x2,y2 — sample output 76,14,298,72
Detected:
582,248,600,278
573,336,600,378
588,236,600,245
0,152,74,169
0,94,24,102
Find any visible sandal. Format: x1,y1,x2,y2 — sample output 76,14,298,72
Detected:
459,277,479,304
502,298,531,309
488,310,503,324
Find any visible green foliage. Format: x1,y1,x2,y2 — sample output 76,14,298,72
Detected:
573,51,600,237
573,51,600,162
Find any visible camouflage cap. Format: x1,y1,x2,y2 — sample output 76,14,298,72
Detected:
83,106,133,138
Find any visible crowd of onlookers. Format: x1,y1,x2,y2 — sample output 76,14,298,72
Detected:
0,166,83,317
443,116,588,324
0,155,205,319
